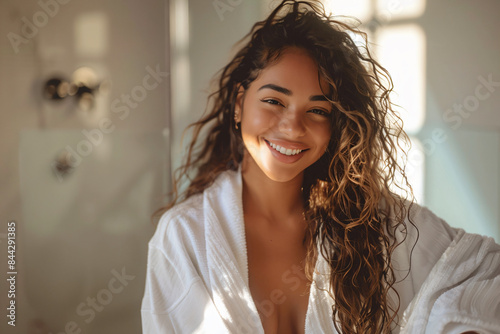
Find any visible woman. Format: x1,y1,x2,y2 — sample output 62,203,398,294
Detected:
141,1,500,333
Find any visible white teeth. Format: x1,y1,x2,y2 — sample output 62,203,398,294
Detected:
268,141,304,156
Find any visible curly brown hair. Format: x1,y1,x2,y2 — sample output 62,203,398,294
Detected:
154,1,416,333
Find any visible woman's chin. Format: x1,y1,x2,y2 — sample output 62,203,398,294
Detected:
260,167,304,184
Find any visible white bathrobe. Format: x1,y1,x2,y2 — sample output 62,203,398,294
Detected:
141,168,500,333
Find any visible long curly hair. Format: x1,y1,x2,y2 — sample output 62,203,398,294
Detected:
154,1,416,332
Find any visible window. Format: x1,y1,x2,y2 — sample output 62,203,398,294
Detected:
324,0,427,202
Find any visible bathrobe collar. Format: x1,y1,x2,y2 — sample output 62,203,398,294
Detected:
201,168,337,333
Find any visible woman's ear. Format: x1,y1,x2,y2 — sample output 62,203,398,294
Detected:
234,85,245,123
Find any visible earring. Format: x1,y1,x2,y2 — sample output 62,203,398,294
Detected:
234,110,240,130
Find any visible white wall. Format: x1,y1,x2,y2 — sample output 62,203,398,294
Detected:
421,0,500,241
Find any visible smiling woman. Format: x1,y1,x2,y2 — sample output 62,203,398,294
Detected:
141,1,500,333
235,47,332,183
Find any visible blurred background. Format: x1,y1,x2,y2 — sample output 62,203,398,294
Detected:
0,0,498,333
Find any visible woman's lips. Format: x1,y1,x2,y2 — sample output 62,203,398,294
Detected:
265,138,309,151
264,139,308,163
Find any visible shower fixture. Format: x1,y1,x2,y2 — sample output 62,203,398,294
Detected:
42,66,105,111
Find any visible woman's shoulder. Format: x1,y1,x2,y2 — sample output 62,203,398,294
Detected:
150,168,239,248
149,192,205,250
407,201,457,242
389,199,459,266
384,197,458,242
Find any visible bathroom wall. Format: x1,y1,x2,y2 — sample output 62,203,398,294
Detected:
0,0,169,333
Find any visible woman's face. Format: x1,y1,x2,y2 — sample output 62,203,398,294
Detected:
236,47,332,183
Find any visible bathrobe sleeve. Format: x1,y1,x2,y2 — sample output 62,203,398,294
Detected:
140,207,203,334
141,244,178,333
141,245,225,333
141,203,230,334
399,229,500,334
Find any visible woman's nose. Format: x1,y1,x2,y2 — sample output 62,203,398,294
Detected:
278,111,306,137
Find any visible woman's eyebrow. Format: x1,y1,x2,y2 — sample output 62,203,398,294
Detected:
258,83,330,102
258,83,291,95
310,95,329,102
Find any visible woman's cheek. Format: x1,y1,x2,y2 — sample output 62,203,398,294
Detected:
246,107,276,129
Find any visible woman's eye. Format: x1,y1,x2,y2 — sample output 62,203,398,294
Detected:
309,108,330,116
262,99,283,106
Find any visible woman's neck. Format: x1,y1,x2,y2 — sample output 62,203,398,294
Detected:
241,156,304,223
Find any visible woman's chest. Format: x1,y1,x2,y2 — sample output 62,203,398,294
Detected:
245,216,311,334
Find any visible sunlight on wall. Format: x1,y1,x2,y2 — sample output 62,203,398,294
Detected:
375,24,426,203
376,0,426,21
74,12,109,58
323,0,373,22
376,24,426,134
171,0,191,115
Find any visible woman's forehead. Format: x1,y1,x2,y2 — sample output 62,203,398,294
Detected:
250,48,332,96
